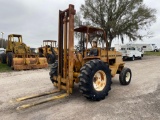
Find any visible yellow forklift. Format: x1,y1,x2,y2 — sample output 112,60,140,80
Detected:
12,4,131,110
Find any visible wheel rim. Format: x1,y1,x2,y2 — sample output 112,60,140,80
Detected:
126,72,131,82
93,70,107,91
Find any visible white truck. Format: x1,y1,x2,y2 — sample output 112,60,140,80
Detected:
120,46,143,61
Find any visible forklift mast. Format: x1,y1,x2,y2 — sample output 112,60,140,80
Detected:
58,4,76,93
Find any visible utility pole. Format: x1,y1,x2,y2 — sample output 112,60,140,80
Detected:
1,32,4,48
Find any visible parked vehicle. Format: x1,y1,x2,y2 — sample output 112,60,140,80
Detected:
0,48,5,54
13,4,132,110
0,48,6,62
120,45,143,61
1,34,48,70
115,43,159,52
38,40,58,64
131,44,158,52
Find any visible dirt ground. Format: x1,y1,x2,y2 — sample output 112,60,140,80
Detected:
0,56,160,120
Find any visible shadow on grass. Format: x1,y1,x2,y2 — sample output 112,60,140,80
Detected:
0,63,12,72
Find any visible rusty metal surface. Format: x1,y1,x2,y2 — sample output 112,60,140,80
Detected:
11,89,68,110
5,34,49,70
74,25,104,33
16,93,69,110
7,34,24,52
43,40,57,42
57,4,76,93
56,4,124,93
13,64,48,70
8,34,22,37
8,4,127,110
13,57,48,70
63,14,67,78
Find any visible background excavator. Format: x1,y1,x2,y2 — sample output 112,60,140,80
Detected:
1,34,48,70
38,40,58,64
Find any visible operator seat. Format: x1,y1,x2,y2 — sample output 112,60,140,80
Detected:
89,48,98,56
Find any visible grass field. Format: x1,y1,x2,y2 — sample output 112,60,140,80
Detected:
144,51,160,56
0,63,12,72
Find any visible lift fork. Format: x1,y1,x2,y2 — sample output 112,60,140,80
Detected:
11,89,69,110
10,4,76,110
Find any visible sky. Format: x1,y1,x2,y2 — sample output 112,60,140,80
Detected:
0,0,159,48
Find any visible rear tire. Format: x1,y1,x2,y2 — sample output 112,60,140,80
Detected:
119,67,132,85
7,52,13,67
154,49,158,52
49,61,58,84
79,59,112,101
1,53,7,63
141,54,143,57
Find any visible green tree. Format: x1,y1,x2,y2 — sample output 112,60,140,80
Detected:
76,0,156,47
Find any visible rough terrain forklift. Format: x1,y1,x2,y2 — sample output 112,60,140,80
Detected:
38,40,58,64
49,4,132,99
1,34,48,70
12,4,131,110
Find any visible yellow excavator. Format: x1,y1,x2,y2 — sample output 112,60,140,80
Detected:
12,4,132,110
38,40,58,64
1,34,48,70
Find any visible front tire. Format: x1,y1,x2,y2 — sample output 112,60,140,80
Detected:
79,59,112,101
7,52,13,67
1,53,7,63
119,67,132,85
139,56,142,60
